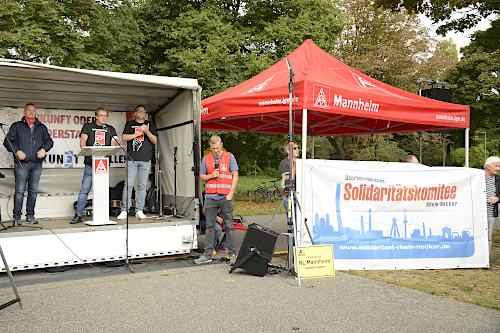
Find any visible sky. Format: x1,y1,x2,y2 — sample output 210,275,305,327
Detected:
420,13,497,56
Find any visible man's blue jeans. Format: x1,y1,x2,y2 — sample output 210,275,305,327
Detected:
121,160,151,212
75,164,93,217
13,162,42,220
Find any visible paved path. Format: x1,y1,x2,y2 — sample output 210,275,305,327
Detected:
1,215,499,332
1,264,499,332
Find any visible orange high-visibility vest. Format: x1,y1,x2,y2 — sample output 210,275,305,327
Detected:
205,152,233,195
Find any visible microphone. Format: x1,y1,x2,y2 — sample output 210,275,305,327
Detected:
215,156,220,170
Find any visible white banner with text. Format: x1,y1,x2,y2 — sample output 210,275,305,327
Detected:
298,160,489,270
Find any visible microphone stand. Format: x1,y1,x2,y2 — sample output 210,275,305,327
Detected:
108,125,134,273
285,59,301,288
173,146,178,217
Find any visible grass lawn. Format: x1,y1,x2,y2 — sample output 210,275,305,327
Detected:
348,230,500,310
234,175,283,215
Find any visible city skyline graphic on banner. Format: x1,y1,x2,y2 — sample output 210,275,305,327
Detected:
312,183,475,259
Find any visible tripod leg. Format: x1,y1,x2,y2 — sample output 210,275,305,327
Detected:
0,245,22,309
228,250,257,273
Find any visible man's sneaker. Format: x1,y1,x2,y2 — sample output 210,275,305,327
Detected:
26,216,38,224
229,254,237,265
135,211,147,220
70,215,83,224
12,219,21,227
194,254,212,265
117,211,127,220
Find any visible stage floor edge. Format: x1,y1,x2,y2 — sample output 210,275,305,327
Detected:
0,216,198,272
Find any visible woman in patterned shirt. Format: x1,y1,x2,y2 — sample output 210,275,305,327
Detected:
484,156,500,251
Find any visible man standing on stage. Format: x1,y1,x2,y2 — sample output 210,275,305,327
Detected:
484,156,500,251
117,105,157,220
279,141,299,232
70,107,119,224
194,135,239,265
3,103,53,226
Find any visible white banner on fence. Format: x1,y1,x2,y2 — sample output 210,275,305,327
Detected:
0,107,126,168
298,160,489,270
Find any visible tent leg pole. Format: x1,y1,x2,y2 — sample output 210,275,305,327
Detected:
465,128,470,167
300,109,307,246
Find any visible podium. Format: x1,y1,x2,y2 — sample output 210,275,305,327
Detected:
79,146,122,226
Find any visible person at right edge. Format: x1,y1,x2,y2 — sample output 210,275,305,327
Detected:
484,156,500,255
194,135,239,265
279,141,299,233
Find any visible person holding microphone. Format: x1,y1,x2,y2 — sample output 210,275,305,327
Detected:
194,135,239,265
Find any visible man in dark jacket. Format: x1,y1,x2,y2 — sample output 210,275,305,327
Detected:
3,103,53,226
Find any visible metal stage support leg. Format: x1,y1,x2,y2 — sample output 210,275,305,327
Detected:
0,244,22,310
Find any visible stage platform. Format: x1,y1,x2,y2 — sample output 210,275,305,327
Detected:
0,214,197,272
0,214,188,233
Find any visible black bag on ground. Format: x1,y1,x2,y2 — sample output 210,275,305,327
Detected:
144,186,159,214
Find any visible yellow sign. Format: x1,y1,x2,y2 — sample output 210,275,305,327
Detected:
296,244,335,279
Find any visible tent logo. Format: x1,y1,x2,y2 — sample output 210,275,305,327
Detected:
243,76,274,95
94,158,108,174
351,72,377,89
313,85,330,108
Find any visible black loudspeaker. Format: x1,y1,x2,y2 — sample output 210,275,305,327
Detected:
421,88,453,103
229,223,278,277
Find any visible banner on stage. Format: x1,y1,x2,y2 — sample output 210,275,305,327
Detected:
297,160,489,270
0,107,126,168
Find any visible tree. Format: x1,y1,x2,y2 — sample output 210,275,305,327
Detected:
445,19,499,153
375,0,500,35
333,0,433,93
419,39,459,81
0,0,142,71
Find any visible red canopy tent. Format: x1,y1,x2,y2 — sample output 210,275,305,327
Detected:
201,39,470,136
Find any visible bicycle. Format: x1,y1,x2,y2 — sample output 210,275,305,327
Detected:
248,178,282,202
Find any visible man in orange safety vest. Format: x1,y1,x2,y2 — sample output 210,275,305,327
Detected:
194,135,239,265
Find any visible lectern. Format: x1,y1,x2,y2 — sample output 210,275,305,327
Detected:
79,146,122,226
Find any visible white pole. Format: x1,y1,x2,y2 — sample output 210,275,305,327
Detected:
300,109,308,246
465,128,470,167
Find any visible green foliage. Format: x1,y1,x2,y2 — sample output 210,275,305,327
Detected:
334,0,433,92
0,0,142,71
375,1,499,34
136,0,343,97
446,20,499,155
201,131,287,176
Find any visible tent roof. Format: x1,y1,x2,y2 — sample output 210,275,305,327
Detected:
201,40,469,135
0,59,199,112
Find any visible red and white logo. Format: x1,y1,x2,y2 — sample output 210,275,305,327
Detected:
220,163,229,172
94,158,108,174
94,130,106,146
351,72,378,89
243,76,274,95
313,85,330,108
134,127,144,141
